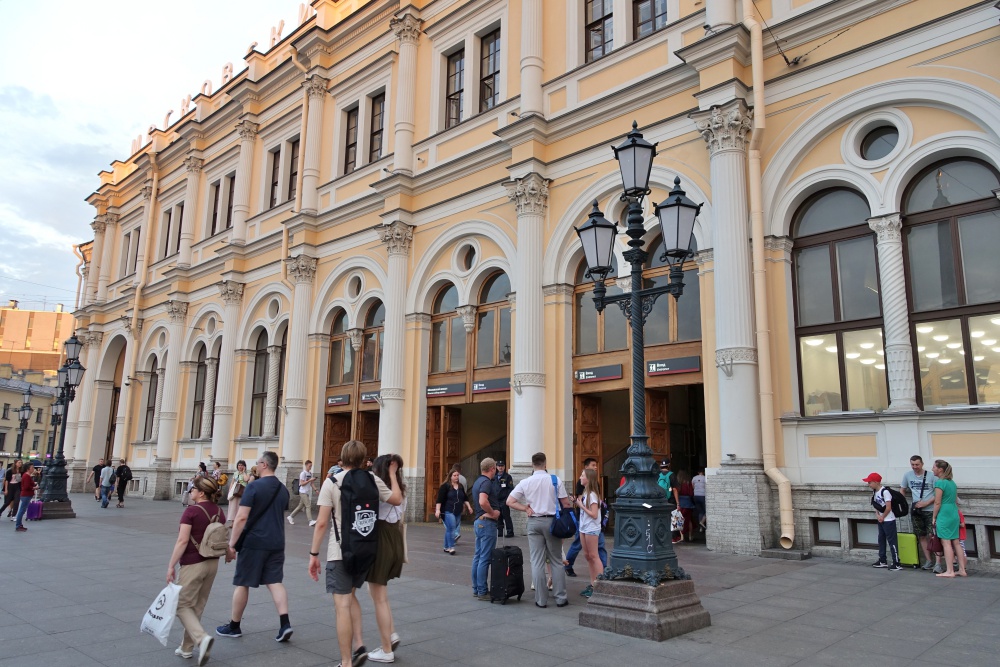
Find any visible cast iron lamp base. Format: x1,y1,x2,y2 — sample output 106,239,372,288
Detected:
579,577,711,641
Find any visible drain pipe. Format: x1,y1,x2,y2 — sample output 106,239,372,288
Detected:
743,0,794,549
279,46,311,290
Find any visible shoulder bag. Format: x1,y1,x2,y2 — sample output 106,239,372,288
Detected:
549,474,578,539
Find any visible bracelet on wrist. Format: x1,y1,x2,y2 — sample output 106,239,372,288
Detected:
309,552,319,557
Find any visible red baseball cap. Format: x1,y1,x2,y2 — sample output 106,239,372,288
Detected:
862,473,882,483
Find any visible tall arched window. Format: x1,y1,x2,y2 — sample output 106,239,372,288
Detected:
644,233,701,344
792,188,887,415
476,272,512,367
143,355,159,441
328,310,354,386
903,158,1000,407
191,345,207,438
361,301,385,382
274,328,287,436
574,257,627,355
430,284,465,373
249,332,268,437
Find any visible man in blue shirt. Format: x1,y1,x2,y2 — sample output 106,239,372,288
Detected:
471,458,500,600
900,455,938,571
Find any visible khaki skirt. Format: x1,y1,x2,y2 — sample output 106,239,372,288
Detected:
366,519,404,585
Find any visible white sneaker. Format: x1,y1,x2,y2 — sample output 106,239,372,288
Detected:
287,516,294,525
390,632,400,651
308,520,317,527
197,636,214,666
368,647,395,663
174,647,193,659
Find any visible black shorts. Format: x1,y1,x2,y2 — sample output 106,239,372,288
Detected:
233,548,285,588
326,560,367,595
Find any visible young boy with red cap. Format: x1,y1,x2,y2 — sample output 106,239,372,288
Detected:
864,472,903,572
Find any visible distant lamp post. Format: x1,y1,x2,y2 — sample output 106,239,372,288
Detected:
39,335,85,518
576,122,709,641
14,387,33,457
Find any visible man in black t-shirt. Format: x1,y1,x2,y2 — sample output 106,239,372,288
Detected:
86,458,105,501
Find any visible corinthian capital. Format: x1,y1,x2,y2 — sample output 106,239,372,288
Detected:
236,119,259,142
165,300,189,323
140,181,155,201
303,75,328,98
867,213,902,243
456,305,477,333
380,221,414,256
219,280,245,305
505,173,549,216
91,217,106,235
347,328,364,352
691,100,753,155
390,14,422,45
84,331,104,349
184,156,204,174
286,255,318,284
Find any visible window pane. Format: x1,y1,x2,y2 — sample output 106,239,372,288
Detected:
842,328,888,412
342,341,355,384
915,319,968,408
482,272,511,304
603,283,628,351
476,310,495,367
361,333,377,381
905,160,1000,213
450,317,466,370
795,190,871,238
969,313,1000,405
795,246,835,325
252,351,268,392
836,236,881,321
643,274,670,345
366,302,386,327
860,126,898,161
434,285,459,313
575,293,598,355
431,321,446,372
330,339,344,385
378,331,384,380
677,268,702,341
907,222,958,311
958,210,1000,305
801,335,843,415
499,308,512,365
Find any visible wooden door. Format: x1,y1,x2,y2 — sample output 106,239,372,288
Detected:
322,414,351,475
104,387,120,462
646,390,670,460
573,395,602,476
425,407,443,520
443,406,461,481
357,412,380,460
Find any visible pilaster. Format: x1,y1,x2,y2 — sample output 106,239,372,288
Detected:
282,254,317,462
212,281,244,461
231,119,259,245
178,156,203,267
301,76,328,213
96,213,119,303
379,222,413,456
390,13,421,175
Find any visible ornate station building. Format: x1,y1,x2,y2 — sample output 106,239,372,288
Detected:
71,0,1000,564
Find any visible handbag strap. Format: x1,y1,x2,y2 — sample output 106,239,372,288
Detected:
919,471,927,500
551,475,561,519
239,480,282,544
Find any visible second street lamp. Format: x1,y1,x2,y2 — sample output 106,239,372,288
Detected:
14,387,33,457
40,335,85,517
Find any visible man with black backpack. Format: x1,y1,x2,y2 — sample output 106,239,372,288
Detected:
863,472,904,572
309,440,402,666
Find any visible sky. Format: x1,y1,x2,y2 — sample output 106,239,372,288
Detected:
0,0,303,312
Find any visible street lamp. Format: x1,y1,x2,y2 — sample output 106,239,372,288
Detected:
576,123,707,637
39,335,85,516
14,387,33,457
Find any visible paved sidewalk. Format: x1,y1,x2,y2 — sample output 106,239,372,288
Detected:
1,495,998,667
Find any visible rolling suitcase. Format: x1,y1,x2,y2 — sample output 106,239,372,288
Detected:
898,532,919,568
26,500,43,521
490,540,525,604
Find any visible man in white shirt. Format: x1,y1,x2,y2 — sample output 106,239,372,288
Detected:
287,461,316,527
506,452,573,608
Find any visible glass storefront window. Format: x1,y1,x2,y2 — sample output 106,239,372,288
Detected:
795,245,835,326
968,313,1000,405
842,328,888,412
677,268,701,341
914,318,967,408
958,210,1000,305
800,334,842,416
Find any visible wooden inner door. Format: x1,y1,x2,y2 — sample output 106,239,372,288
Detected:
573,394,602,477
424,406,462,520
646,389,670,461
357,411,380,460
322,413,351,475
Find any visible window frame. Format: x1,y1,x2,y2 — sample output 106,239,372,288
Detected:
191,346,207,439
585,0,615,63
328,311,355,387
161,208,173,260
344,106,360,174
249,334,269,437
475,272,512,369
632,0,668,40
361,302,386,383
430,285,466,374
143,364,159,441
287,139,300,203
268,147,281,209
368,93,385,163
445,48,466,129
479,29,501,113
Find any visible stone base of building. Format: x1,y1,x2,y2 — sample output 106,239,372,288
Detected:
139,460,177,500
279,461,303,510
67,461,89,493
705,459,777,555
578,579,711,641
507,463,534,536
403,472,425,523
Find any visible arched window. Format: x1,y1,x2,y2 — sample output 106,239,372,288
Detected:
430,284,466,373
274,328,287,436
249,332,268,437
903,158,1000,407
143,355,159,441
191,345,207,438
574,256,626,355
476,272,512,367
328,310,354,386
792,188,887,415
361,301,385,382
643,233,701,344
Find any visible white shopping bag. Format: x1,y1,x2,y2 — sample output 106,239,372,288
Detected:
670,509,684,532
140,583,182,646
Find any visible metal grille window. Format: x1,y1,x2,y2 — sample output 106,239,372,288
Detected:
344,107,359,173
633,0,668,39
479,30,501,112
369,94,385,162
446,50,465,128
585,0,614,63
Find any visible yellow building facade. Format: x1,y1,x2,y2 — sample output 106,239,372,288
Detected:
71,0,1000,563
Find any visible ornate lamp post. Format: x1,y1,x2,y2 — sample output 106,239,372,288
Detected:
40,335,84,518
14,387,33,457
576,122,709,641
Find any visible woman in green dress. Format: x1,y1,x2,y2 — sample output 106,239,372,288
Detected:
931,459,967,578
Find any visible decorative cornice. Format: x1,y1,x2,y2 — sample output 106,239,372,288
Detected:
716,347,758,365
99,212,120,227
390,13,422,45
236,119,259,142
183,156,203,174
120,315,143,338
219,281,245,305
303,75,329,99
165,300,189,324
692,100,753,155
84,331,104,349
380,387,405,400
513,373,546,388
286,255,318,284
867,213,903,243
347,328,364,351
380,221,414,256
505,173,549,216
763,236,794,254
140,181,155,201
456,305,477,333
542,283,574,298
695,249,714,266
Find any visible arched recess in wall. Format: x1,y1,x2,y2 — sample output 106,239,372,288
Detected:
311,254,389,334
236,284,291,349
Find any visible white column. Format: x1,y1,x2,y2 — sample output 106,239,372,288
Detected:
211,281,244,461
231,119,259,245
86,220,105,305
178,156,203,267
390,14,421,175
155,301,187,461
379,223,413,456
693,100,761,460
200,357,219,440
706,0,738,31
300,76,327,214
505,174,549,472
868,213,918,411
263,345,282,438
96,213,118,303
72,332,102,461
281,255,318,461
520,0,544,116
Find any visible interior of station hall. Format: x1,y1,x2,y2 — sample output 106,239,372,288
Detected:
65,0,1000,559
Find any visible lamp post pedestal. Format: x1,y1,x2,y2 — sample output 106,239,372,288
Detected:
579,578,711,641
39,454,76,519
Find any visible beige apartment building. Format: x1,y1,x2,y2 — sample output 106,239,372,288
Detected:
70,0,1000,565
0,302,74,374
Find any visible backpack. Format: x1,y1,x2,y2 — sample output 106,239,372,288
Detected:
120,466,133,483
218,472,228,487
332,469,380,575
189,504,230,558
873,486,909,518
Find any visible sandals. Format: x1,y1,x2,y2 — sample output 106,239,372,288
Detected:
116,503,124,508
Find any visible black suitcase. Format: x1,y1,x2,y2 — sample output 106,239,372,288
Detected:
490,544,524,604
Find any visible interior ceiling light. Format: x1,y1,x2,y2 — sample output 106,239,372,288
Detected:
946,342,962,349
917,325,934,333
982,339,997,346
859,342,875,349
804,338,825,346
875,364,885,370
860,359,876,365
846,352,861,359
971,331,985,338
926,352,940,358
939,358,952,364
933,335,949,342
974,355,985,361
991,317,1000,325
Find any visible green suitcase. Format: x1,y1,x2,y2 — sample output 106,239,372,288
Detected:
898,531,919,568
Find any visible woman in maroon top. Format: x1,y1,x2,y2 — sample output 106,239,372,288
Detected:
14,462,35,532
167,476,225,665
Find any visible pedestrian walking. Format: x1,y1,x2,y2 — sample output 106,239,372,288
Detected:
13,462,35,532
692,469,707,530
99,460,116,508
900,455,937,571
227,460,249,504
85,458,104,501
576,468,604,598
308,440,402,667
1,460,23,519
218,451,293,642
863,472,903,572
435,469,471,554
931,459,967,578
493,461,515,538
506,452,573,608
115,458,133,508
471,457,500,601
365,454,407,663
565,458,607,577
287,460,317,527
167,475,225,665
